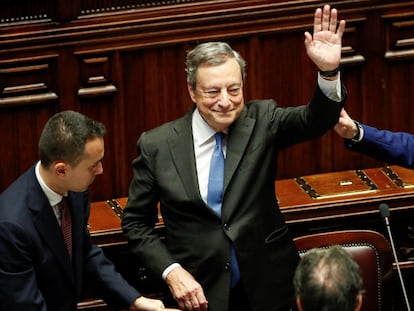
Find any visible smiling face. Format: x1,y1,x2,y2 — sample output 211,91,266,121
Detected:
188,57,244,132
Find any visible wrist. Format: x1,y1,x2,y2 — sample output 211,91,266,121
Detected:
319,66,340,78
351,121,362,141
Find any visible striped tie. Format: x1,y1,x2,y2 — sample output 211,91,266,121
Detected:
60,197,72,258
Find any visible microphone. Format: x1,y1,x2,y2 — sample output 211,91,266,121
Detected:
379,203,411,311
379,202,390,226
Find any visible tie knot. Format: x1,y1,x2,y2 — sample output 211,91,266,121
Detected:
59,196,68,208
214,132,224,146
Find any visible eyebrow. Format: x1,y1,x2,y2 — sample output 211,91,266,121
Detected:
201,83,242,90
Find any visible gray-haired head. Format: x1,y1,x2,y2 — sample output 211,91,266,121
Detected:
185,42,246,90
294,245,363,311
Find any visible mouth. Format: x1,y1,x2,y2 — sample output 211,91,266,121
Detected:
214,108,234,114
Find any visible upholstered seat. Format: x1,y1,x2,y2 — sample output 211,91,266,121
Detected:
294,230,393,311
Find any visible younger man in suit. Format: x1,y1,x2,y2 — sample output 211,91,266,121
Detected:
0,110,165,311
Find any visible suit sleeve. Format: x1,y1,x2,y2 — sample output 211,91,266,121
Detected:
0,221,47,311
345,123,414,169
121,132,177,278
82,199,141,310
274,84,346,149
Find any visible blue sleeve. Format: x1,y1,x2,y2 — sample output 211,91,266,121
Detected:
345,123,414,169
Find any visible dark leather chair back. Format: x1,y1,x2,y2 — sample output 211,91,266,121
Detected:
294,230,393,311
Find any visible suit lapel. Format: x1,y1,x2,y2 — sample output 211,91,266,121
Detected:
167,108,255,206
168,111,203,203
29,178,75,285
224,109,255,193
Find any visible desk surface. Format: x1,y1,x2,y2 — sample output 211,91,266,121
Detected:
88,165,414,250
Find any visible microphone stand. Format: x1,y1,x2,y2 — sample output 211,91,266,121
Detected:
384,217,412,311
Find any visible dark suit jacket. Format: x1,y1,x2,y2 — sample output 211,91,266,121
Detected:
122,86,346,311
0,165,140,311
345,123,414,169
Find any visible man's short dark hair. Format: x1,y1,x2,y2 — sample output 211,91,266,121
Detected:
39,110,106,167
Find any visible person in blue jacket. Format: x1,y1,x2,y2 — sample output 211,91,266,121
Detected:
334,108,414,168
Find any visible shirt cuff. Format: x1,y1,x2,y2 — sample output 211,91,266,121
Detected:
162,263,181,280
317,71,341,102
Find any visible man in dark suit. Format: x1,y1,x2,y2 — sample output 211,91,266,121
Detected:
122,5,347,311
334,108,414,168
0,111,165,311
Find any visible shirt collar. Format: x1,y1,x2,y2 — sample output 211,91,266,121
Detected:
35,161,64,207
192,108,228,147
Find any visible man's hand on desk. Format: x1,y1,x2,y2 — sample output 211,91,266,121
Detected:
166,266,208,311
130,295,165,310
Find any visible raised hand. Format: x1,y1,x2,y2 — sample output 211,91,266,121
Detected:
304,4,346,72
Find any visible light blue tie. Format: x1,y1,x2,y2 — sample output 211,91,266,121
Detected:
207,132,225,215
207,132,240,288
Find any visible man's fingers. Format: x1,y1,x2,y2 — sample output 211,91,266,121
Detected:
178,296,201,311
337,20,346,38
314,5,341,34
195,291,208,310
329,8,338,32
321,4,331,31
313,8,322,34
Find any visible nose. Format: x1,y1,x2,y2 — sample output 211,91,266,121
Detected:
217,89,231,106
94,162,104,175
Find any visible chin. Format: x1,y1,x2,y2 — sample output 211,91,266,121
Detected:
219,116,236,126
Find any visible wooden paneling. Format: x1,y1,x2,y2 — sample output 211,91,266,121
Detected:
0,54,59,107
1,1,414,202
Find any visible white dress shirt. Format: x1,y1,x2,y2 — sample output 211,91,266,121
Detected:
162,76,341,279
35,161,66,226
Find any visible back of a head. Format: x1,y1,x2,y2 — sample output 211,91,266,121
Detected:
294,245,363,311
38,110,106,167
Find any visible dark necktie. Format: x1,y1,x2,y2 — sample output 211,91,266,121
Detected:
60,197,72,258
207,133,240,287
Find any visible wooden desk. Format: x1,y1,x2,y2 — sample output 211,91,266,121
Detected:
89,165,414,251
276,166,414,242
86,165,414,309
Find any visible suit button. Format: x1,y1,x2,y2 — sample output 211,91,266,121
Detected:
224,262,231,271
224,223,231,231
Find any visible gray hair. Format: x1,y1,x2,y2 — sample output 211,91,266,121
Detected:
185,41,246,90
293,245,363,311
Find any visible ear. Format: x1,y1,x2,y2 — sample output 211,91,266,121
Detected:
187,82,196,103
54,161,67,177
296,296,303,311
354,294,363,311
